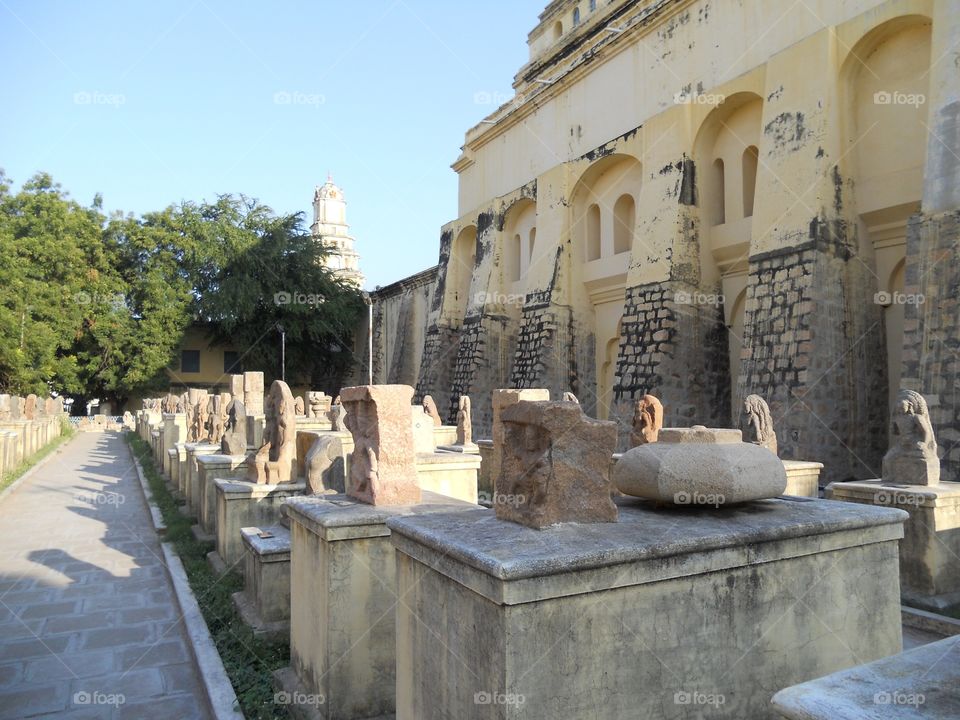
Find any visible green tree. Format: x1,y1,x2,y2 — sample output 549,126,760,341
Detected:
193,195,365,390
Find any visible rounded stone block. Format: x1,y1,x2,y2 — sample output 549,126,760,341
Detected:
613,434,786,505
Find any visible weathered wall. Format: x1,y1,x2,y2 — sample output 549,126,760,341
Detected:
362,0,959,484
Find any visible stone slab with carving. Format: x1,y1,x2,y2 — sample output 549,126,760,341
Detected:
246,380,296,484
741,394,778,455
221,398,248,456
244,371,264,416
304,434,347,495
342,384,420,506
614,425,787,505
497,400,617,529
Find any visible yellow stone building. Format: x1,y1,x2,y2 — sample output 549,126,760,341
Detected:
365,0,960,484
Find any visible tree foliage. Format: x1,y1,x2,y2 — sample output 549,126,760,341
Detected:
0,170,365,408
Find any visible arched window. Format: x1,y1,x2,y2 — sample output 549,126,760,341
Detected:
586,204,601,261
711,158,725,225
589,0,597,10
742,146,758,218
510,234,522,282
613,194,635,255
528,227,536,263
552,20,563,40
573,7,581,26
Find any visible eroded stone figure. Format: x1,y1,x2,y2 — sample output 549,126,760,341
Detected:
741,394,777,455
221,398,248,455
305,434,346,494
882,389,940,485
24,394,37,421
422,395,442,426
246,380,296,484
562,392,579,404
456,395,472,446
341,385,419,505
496,400,618,529
328,400,347,432
630,394,664,446
294,397,305,416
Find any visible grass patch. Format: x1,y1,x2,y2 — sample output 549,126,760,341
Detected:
127,433,290,719
0,417,75,496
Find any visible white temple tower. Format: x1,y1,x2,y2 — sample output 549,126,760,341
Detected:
311,174,365,288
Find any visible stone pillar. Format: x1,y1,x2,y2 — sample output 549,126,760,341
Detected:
243,372,264,416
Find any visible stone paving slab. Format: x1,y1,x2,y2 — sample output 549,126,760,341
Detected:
0,432,212,719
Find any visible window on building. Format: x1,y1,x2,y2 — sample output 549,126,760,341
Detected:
552,20,563,40
711,158,726,225
181,350,200,374
589,0,596,10
742,146,759,218
586,204,602,261
528,227,536,263
511,234,522,282
573,7,581,26
613,194,635,254
224,350,241,374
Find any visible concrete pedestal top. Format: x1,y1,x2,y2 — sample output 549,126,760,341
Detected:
772,635,960,719
387,497,907,604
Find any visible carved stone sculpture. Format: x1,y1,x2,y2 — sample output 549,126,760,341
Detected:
882,389,940,486
456,395,472,446
497,401,618,529
0,394,11,420
342,384,420,506
741,394,777,455
246,380,296,484
221,398,248,455
187,389,209,443
229,374,245,400
328,401,346,432
305,435,346,494
294,397,305,416
630,394,664,446
243,371,265,416
161,393,178,414
306,391,331,418
562,392,579,404
422,395,443,426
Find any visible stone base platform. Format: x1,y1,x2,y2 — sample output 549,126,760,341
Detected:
782,460,824,497
387,497,907,720
826,479,960,611
213,479,306,570
772,634,960,719
415,451,480,504
231,524,292,641
275,492,476,720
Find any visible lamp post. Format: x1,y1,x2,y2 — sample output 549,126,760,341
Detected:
361,292,373,385
276,322,286,382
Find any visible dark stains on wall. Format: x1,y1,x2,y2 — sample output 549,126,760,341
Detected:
763,111,810,154
431,229,454,313
579,124,642,163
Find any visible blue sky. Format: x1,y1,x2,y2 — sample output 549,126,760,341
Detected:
0,0,545,289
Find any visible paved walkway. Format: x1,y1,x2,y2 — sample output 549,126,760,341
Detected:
0,432,212,719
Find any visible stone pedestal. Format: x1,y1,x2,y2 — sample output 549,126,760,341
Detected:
274,492,475,720
295,418,333,434
772,635,960,719
185,442,221,519
195,454,248,538
826,479,960,611
477,439,493,499
172,443,187,495
161,413,187,477
246,415,265,451
388,498,907,720
415,451,480,504
0,422,27,466
782,460,823,497
432,425,457,448
212,479,305,570
232,525,291,640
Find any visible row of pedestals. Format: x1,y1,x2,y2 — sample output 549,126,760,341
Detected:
134,406,960,719
0,414,64,474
